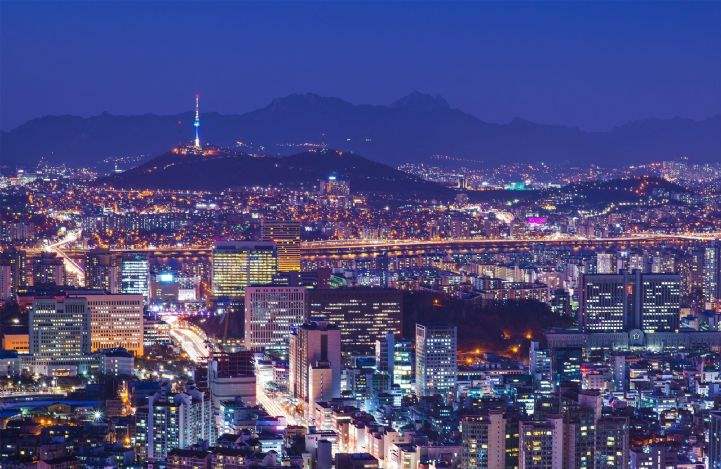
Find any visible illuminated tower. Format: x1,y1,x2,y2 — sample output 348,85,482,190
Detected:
193,94,201,150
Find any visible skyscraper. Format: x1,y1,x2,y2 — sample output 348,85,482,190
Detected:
580,270,680,332
594,416,629,469
0,248,26,296
120,253,150,299
704,241,721,310
461,409,506,469
261,221,301,272
244,285,307,356
308,288,402,359
86,248,117,292
288,320,341,403
212,242,278,298
709,411,721,469
415,323,457,398
518,417,563,469
147,386,206,461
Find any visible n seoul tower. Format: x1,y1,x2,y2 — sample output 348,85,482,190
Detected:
193,94,201,150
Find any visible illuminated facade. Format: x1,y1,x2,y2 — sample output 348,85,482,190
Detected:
120,253,150,299
580,270,680,333
29,297,90,360
415,323,457,398
518,418,563,469
308,288,402,359
704,241,721,309
68,292,144,356
212,242,278,298
461,410,506,469
86,248,116,292
260,221,301,272
244,285,307,355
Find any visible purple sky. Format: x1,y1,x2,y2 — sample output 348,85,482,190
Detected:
1,2,720,131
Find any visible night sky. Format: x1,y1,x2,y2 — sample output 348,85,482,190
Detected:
2,2,719,131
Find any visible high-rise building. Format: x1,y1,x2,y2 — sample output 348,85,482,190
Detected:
29,297,90,362
67,291,144,356
31,252,66,286
86,248,117,291
595,253,617,274
0,248,26,297
0,263,12,300
308,288,402,359
563,405,596,469
461,409,506,469
529,341,554,394
704,241,721,309
392,339,414,394
120,253,150,299
212,242,277,298
261,221,301,272
147,386,206,461
709,411,721,469
594,416,629,469
244,285,307,356
518,417,563,469
580,270,680,332
415,323,457,398
288,320,341,404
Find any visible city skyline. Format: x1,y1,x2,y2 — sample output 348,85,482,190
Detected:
1,3,721,468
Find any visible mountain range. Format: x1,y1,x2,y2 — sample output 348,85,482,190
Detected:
2,91,719,168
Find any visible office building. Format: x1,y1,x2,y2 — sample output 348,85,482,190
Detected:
415,323,457,398
595,253,617,274
392,339,414,394
529,341,554,394
244,285,307,356
212,241,277,298
120,253,150,299
288,320,341,403
29,297,90,362
709,411,721,469
147,387,206,461
594,416,629,469
86,248,117,292
67,291,144,356
518,417,563,469
461,409,506,469
308,288,402,358
31,252,65,286
261,221,301,272
704,241,721,309
0,263,12,300
580,270,680,333
0,248,26,296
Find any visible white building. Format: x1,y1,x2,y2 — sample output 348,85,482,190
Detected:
415,323,457,398
244,285,307,356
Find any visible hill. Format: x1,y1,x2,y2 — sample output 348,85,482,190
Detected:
103,148,457,199
3,92,719,168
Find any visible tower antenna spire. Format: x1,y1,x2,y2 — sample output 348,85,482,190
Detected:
193,94,201,150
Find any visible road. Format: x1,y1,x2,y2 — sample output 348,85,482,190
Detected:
256,384,303,426
164,316,211,363
44,229,86,285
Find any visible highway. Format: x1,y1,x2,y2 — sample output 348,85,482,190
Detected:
44,229,86,284
164,316,211,363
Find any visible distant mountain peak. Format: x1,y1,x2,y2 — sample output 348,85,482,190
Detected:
391,91,450,111
265,93,352,112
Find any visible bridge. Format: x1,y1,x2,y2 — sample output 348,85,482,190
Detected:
54,232,720,270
